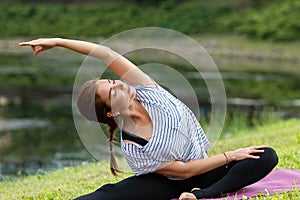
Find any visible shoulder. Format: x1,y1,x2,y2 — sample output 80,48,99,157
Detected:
134,85,173,105
122,68,158,87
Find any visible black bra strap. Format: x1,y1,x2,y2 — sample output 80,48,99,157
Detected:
122,130,148,146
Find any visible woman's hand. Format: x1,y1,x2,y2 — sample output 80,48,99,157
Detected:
228,145,266,161
19,38,59,56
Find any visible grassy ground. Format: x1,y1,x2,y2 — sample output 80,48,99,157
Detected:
0,119,299,200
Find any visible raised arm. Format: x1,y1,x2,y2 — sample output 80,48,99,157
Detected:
19,38,155,86
156,146,266,179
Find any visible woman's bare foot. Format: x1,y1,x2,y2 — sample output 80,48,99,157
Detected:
191,188,201,192
178,192,197,200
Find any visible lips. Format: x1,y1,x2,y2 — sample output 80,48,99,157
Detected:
127,85,131,94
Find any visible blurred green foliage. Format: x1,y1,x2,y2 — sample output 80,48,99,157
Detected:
217,0,300,41
0,0,299,41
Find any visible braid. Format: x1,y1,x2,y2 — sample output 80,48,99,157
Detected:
108,123,122,176
76,78,122,176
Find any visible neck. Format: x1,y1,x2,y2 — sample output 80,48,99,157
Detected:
121,99,153,140
122,99,148,128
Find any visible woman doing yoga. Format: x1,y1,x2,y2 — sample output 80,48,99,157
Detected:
19,38,278,200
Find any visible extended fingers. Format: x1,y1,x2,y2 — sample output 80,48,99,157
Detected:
252,146,266,152
247,145,266,150
254,145,268,149
19,41,37,46
246,146,266,159
248,154,261,159
19,40,47,56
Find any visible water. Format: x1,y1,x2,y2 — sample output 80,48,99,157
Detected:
0,118,49,131
0,47,299,180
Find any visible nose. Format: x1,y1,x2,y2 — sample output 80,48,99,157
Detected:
113,82,125,90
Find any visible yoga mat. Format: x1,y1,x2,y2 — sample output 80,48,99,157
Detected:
172,169,300,200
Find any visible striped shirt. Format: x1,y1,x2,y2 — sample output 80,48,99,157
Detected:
121,84,210,179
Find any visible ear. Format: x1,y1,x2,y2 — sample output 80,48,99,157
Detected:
106,111,120,118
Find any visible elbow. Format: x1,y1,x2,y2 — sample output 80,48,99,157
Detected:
91,45,115,61
157,161,195,179
179,166,194,179
99,45,112,57
178,162,194,179
102,46,112,53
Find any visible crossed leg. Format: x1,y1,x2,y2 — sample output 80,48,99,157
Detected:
179,147,278,199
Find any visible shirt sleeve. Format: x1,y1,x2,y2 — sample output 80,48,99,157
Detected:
123,148,163,176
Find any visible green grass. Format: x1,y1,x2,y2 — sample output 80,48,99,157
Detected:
0,119,300,199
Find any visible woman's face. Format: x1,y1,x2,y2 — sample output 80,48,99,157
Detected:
96,79,136,114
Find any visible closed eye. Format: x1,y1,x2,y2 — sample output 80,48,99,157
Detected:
108,79,117,99
109,87,112,99
109,88,117,99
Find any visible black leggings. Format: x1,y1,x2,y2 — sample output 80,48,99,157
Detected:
74,147,278,200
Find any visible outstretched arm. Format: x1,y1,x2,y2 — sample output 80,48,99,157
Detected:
156,145,266,179
19,38,155,86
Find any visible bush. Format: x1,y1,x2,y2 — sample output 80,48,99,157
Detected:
0,1,299,41
217,0,300,41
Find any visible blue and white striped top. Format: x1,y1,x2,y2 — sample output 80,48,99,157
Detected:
121,84,210,178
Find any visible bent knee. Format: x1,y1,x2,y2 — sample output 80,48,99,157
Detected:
262,147,279,168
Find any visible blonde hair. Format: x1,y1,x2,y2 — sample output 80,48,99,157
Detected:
76,78,121,176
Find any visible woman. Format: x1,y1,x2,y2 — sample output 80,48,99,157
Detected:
19,38,278,200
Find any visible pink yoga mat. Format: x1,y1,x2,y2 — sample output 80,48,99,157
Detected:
172,169,300,200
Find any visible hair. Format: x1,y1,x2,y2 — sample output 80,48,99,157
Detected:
76,78,122,176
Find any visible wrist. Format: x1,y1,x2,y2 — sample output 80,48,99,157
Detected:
223,152,229,168
225,151,235,162
54,38,64,47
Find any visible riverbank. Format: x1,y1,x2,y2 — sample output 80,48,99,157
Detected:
2,34,300,82
2,34,300,63
0,118,299,199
